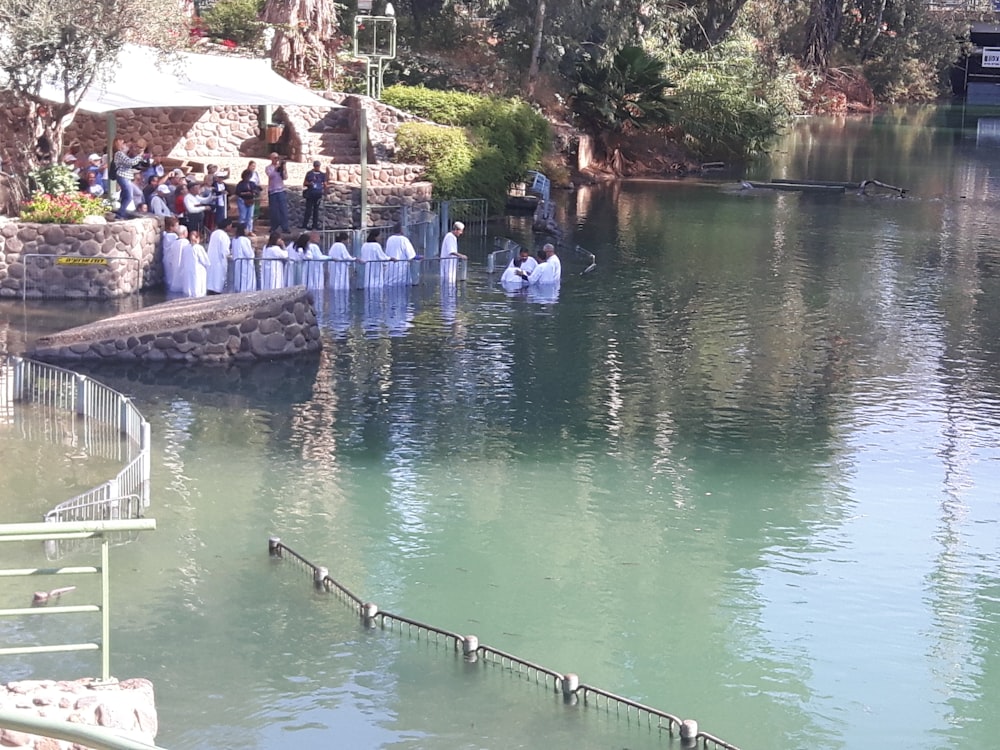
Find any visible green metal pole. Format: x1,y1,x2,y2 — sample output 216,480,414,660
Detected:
101,536,110,682
359,108,368,229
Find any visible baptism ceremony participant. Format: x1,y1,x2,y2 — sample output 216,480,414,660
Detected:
439,221,467,284
161,217,180,291
358,229,394,289
230,222,257,292
262,232,289,290
170,225,191,293
303,231,328,290
384,224,417,285
178,229,209,297
543,243,561,280
327,231,357,290
206,219,232,295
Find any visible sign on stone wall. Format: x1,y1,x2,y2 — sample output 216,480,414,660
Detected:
56,257,109,266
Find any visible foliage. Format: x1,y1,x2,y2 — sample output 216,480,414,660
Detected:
568,45,677,137
383,86,483,125
669,33,797,160
200,0,266,47
395,123,475,197
20,192,110,223
261,0,343,87
29,164,81,196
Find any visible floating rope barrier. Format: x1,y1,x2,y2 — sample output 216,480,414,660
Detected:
267,536,741,750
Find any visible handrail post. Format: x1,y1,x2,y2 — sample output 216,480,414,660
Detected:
12,356,24,401
100,536,110,682
75,373,87,417
141,422,151,509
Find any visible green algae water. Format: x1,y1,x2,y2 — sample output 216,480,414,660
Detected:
2,106,1000,749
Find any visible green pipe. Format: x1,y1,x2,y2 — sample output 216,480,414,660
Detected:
0,708,167,750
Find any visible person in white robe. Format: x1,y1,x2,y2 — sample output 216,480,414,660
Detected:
303,232,328,290
178,229,209,297
287,233,308,287
326,231,357,290
517,248,538,276
439,221,467,285
170,225,190,294
230,222,257,292
358,229,394,289
542,243,561,280
520,249,560,286
384,224,416,286
261,232,289,290
161,217,181,292
206,219,231,294
500,258,528,290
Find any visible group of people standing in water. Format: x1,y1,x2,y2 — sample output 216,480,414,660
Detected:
159,216,559,299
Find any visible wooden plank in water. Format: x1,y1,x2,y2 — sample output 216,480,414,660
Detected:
745,181,847,193
770,178,861,189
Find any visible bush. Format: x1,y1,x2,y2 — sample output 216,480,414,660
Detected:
668,33,797,160
387,86,551,211
199,0,265,47
20,192,110,223
29,164,80,197
382,85,482,125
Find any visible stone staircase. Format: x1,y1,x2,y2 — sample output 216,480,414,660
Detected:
282,106,361,165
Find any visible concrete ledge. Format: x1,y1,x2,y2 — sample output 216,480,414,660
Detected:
28,287,322,364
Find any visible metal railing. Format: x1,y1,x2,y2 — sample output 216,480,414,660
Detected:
1,356,152,558
0,709,168,750
0,519,158,683
267,537,741,750
230,255,469,291
486,237,521,273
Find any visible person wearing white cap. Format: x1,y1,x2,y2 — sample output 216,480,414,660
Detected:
149,184,174,217
62,153,80,177
439,221,467,284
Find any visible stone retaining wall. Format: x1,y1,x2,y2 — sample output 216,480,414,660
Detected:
285,181,433,230
0,217,161,299
29,287,322,364
0,678,157,749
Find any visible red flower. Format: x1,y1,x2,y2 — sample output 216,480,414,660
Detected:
222,39,237,49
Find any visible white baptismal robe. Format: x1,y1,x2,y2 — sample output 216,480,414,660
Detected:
231,236,256,292
178,242,209,297
359,241,391,288
327,242,355,290
261,245,289,290
303,242,327,289
384,233,416,286
206,229,230,294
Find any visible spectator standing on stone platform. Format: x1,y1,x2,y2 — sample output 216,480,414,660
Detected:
265,153,290,234
302,160,327,231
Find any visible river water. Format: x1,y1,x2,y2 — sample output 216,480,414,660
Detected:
2,106,1000,750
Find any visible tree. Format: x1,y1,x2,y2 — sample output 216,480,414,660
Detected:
0,0,184,182
802,0,843,70
262,0,343,87
570,45,676,142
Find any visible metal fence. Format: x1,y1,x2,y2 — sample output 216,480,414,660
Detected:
0,519,158,683
267,537,741,750
0,356,151,557
230,255,469,291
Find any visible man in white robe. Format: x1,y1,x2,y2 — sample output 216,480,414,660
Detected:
168,225,189,293
384,225,417,285
178,230,210,297
543,243,561,280
161,218,180,292
206,219,231,294
439,221,467,284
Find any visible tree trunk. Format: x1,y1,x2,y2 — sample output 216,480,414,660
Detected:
802,0,844,71
262,0,340,87
525,0,546,100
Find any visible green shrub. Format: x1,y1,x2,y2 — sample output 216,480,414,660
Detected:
668,33,796,160
383,85,482,125
29,164,80,197
200,0,265,47
389,86,551,212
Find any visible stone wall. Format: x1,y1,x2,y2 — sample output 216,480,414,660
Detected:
284,174,433,229
0,678,157,749
29,287,322,364
64,106,263,161
0,217,161,299
324,94,429,162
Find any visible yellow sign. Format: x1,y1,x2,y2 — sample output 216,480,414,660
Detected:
55,257,108,266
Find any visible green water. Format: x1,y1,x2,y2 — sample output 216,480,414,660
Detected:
2,106,1000,750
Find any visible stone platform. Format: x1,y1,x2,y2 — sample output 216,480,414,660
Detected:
0,678,157,749
28,286,322,364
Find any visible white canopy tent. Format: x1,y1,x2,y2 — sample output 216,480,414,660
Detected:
38,43,337,112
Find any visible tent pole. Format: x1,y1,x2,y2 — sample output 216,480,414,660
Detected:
106,114,117,203
359,108,368,229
